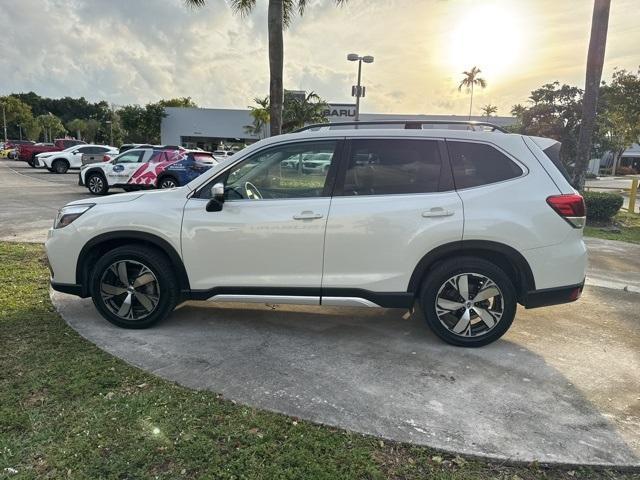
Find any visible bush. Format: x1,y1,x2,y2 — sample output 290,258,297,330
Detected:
583,191,624,222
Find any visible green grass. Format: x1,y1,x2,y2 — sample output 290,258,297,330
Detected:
0,242,638,479
584,211,640,244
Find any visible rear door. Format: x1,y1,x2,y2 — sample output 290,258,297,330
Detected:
322,137,463,297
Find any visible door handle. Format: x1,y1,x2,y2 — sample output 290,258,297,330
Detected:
293,211,324,220
422,208,455,218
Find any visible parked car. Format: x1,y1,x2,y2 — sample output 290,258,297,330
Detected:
46,120,587,347
18,138,86,166
213,150,234,157
1,140,35,159
119,143,154,154
34,145,118,173
79,147,217,194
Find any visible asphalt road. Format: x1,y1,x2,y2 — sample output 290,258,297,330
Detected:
0,158,98,242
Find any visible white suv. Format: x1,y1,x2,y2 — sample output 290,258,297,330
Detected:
46,121,587,347
35,145,118,173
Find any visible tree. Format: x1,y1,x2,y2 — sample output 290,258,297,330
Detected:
22,117,42,141
84,119,101,143
185,0,346,136
36,114,66,142
67,118,87,140
458,67,486,119
480,104,498,118
598,68,640,173
0,96,34,140
574,0,611,188
282,91,328,132
159,97,197,108
245,96,270,138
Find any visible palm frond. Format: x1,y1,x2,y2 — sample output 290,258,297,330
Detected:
184,0,207,6
477,78,487,88
229,0,257,17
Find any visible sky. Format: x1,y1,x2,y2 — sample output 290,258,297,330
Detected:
0,0,638,117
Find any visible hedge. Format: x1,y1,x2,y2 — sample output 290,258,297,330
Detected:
583,191,624,222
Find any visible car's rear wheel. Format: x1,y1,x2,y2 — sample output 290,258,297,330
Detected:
86,172,108,195
419,257,516,347
52,159,69,174
159,176,178,189
90,246,178,329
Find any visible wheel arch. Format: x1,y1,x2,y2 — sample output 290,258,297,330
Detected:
76,231,190,297
408,240,536,302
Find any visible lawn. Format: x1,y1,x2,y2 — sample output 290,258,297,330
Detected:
0,242,637,479
584,211,640,244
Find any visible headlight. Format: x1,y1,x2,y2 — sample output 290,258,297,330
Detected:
54,204,95,229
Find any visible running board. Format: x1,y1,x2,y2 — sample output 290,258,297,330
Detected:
207,294,382,307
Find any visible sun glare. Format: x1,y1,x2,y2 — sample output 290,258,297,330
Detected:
448,4,525,82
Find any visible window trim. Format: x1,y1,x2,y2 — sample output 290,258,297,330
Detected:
444,138,529,192
193,139,345,201
332,137,452,198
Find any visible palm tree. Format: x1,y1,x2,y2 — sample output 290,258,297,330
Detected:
458,66,487,120
244,96,270,138
574,0,611,188
185,0,346,137
480,104,497,118
281,91,328,132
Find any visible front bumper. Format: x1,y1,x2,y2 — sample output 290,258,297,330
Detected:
78,171,84,186
522,280,584,309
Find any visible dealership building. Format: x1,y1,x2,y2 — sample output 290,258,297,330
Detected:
160,104,517,151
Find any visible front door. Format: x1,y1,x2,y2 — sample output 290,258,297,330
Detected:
182,140,342,300
105,149,147,186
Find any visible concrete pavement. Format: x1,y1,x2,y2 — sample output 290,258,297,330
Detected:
52,285,640,466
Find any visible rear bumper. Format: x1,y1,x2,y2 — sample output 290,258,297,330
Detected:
522,280,584,309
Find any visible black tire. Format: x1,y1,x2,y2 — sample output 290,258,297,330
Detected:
158,176,179,189
86,172,109,195
419,257,517,347
52,159,69,174
90,246,179,329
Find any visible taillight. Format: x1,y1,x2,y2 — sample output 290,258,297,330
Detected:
546,194,586,228
102,155,111,162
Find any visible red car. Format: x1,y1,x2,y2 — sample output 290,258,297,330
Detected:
18,138,86,166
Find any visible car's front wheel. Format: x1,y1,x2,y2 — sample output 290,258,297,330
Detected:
86,172,108,195
90,246,179,329
420,257,516,347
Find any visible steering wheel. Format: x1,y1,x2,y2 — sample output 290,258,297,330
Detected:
244,181,263,200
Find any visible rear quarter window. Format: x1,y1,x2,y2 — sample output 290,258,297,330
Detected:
448,141,523,189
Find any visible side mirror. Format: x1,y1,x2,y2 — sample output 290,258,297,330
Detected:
72,150,79,154
206,182,225,212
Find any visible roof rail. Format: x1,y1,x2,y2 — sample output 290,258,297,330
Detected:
295,120,509,133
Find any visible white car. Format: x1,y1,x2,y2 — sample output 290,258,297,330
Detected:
46,120,587,347
35,145,118,173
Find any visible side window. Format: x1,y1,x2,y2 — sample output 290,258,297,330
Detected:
76,146,91,154
448,141,523,189
202,141,338,200
340,139,442,196
115,151,143,164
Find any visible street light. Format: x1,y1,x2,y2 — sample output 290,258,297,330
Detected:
347,53,374,122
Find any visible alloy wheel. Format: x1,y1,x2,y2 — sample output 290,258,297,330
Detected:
99,260,160,320
160,178,177,189
434,272,504,338
88,175,104,193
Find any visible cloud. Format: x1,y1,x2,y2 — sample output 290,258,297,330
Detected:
0,0,638,116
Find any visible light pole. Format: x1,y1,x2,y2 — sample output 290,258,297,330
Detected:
347,53,374,122
106,120,113,146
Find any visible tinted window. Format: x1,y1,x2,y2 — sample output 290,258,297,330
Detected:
76,146,91,153
448,141,522,189
341,139,442,196
543,142,572,184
